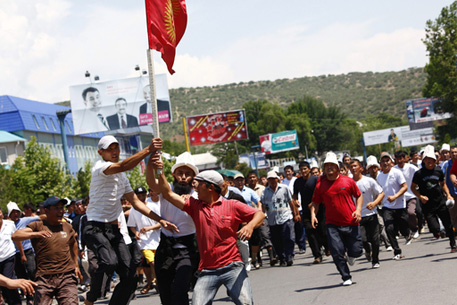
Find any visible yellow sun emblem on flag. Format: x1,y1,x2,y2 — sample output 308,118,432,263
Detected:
164,0,181,46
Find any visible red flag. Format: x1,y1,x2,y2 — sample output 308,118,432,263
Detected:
145,0,187,74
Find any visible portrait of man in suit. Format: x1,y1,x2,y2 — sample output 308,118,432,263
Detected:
139,85,171,124
107,97,139,130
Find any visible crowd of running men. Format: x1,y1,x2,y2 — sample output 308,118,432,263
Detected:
1,135,456,304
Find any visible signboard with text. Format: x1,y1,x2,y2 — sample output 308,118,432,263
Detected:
186,110,248,146
259,130,299,154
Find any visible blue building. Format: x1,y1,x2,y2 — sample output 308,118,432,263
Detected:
0,95,153,175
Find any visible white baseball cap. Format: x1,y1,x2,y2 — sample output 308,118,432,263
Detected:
98,135,119,150
171,152,199,176
323,152,339,167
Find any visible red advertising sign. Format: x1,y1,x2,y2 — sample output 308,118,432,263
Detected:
186,110,248,146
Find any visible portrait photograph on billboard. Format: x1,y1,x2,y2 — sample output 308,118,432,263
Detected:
186,109,248,146
69,74,171,135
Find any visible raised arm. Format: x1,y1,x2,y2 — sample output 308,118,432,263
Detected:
12,228,51,242
146,152,161,194
151,158,186,210
104,138,162,175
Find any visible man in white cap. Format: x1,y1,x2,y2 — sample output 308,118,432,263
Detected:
152,155,264,305
146,150,200,305
411,145,456,252
366,155,380,180
310,152,363,286
83,135,176,305
439,143,451,167
376,152,410,260
262,170,300,267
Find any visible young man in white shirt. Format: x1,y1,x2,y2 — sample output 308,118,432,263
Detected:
83,136,176,305
376,152,410,260
350,159,384,268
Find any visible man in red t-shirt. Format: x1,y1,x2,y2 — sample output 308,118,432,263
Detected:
152,156,265,305
310,152,363,286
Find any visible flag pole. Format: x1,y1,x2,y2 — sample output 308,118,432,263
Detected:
147,49,160,138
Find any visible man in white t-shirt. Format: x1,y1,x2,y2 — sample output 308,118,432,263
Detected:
146,150,199,305
394,151,419,238
83,135,177,305
376,152,410,260
350,159,384,268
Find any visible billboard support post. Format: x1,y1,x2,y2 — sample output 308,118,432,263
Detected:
147,49,160,138
251,145,260,176
182,117,190,152
56,110,71,173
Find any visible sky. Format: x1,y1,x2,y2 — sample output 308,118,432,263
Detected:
0,0,453,104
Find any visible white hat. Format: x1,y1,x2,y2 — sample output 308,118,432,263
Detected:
194,170,224,187
323,152,339,167
171,152,199,176
366,155,380,169
423,145,436,160
7,201,21,217
233,173,244,180
380,152,394,162
267,170,279,179
440,143,450,153
98,135,118,150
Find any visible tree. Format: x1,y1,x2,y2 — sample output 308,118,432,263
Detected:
423,1,457,113
74,161,92,199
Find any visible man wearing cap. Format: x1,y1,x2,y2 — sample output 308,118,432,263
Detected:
12,196,82,304
439,143,451,167
152,156,265,305
412,145,456,252
376,152,410,260
310,152,363,286
394,151,420,239
146,150,199,305
261,170,300,267
127,186,161,294
233,173,263,270
83,135,175,305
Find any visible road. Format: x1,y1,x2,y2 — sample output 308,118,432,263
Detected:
93,231,457,305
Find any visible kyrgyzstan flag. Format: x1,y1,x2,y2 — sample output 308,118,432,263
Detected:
145,0,187,74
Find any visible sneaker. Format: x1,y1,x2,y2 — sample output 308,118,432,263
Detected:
413,231,420,239
245,259,252,272
297,249,306,254
312,257,322,264
365,252,372,262
392,254,404,260
342,279,353,286
346,256,356,266
252,260,260,270
451,247,457,253
286,260,293,266
372,263,380,269
434,233,441,239
386,246,393,252
405,234,413,245
270,258,278,266
279,260,286,267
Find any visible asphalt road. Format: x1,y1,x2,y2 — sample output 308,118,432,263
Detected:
93,231,457,305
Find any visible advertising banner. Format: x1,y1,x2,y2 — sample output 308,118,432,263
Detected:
401,127,436,147
406,97,452,124
259,130,299,154
186,110,248,146
239,152,268,169
70,75,171,135
363,126,409,146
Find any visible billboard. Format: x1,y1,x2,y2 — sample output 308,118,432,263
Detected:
406,97,452,124
363,126,436,147
259,130,299,154
186,110,248,146
70,75,171,135
400,127,436,147
239,152,268,169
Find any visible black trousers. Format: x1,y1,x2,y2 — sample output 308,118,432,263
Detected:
424,204,456,248
360,214,380,264
155,233,197,305
303,213,328,259
0,255,21,305
383,208,410,255
83,221,138,305
15,248,36,303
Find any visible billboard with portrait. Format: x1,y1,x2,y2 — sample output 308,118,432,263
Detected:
69,75,171,135
406,97,452,124
186,110,248,146
259,130,299,154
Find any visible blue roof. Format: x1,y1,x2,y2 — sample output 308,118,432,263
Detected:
0,130,26,144
0,95,104,138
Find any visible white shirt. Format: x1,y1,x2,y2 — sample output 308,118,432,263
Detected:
282,177,301,210
159,186,196,238
355,176,383,217
377,167,406,209
394,163,418,200
88,160,133,222
127,199,161,250
0,220,17,262
118,212,132,245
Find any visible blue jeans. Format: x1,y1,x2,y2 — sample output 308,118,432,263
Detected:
192,261,253,305
270,219,295,262
327,224,363,281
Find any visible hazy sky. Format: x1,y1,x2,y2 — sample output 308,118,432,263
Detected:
0,0,453,103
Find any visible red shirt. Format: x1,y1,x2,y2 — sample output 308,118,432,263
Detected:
311,175,361,226
183,196,257,271
450,161,457,176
